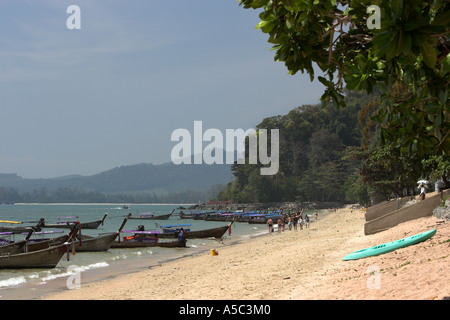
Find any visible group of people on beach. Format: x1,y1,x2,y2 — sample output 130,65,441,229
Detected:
267,209,318,234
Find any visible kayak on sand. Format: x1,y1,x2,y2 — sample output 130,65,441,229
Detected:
343,229,436,261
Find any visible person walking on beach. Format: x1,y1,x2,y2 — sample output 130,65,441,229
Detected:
288,216,293,230
419,184,426,200
298,216,303,230
314,212,318,220
304,214,310,229
293,215,298,230
277,218,283,234
267,218,273,234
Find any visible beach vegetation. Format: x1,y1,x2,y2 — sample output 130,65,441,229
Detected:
396,261,412,269
218,0,449,205
238,0,449,156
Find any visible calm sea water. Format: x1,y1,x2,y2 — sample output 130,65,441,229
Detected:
0,204,278,300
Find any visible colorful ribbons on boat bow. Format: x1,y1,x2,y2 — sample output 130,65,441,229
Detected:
76,221,82,247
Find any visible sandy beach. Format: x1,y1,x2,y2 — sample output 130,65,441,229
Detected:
42,205,449,300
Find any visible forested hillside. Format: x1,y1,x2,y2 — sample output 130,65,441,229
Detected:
217,90,371,204
0,162,233,203
217,90,449,205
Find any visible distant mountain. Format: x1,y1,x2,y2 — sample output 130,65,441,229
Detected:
0,162,234,195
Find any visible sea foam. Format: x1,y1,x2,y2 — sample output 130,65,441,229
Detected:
39,262,110,284
0,276,27,288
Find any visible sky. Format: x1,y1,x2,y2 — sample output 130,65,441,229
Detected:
0,0,324,179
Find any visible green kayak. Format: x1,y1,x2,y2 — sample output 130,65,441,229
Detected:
343,229,436,261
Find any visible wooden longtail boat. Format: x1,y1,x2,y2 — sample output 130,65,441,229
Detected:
0,230,36,255
204,213,241,222
27,232,69,252
72,232,119,251
72,215,129,252
39,213,108,229
178,210,216,220
112,220,234,249
0,224,79,269
0,224,79,255
0,231,70,254
0,220,42,234
110,232,186,249
159,223,191,234
127,209,174,220
155,221,234,239
161,225,230,239
0,243,70,269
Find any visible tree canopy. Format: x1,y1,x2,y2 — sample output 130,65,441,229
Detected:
238,0,449,156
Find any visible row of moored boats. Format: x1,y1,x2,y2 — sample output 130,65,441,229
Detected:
178,209,289,223
0,212,234,270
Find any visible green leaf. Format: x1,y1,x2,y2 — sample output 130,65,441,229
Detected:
386,31,405,59
425,103,441,113
372,30,395,58
420,40,437,68
256,19,276,33
256,20,267,30
442,53,450,75
403,33,412,55
283,0,301,12
318,76,330,87
390,0,403,18
439,90,448,105
250,0,270,9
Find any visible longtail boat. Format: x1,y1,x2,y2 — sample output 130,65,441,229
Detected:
0,220,42,234
178,210,216,220
204,212,242,222
71,215,129,252
39,213,108,229
0,224,79,255
154,221,234,239
110,231,186,249
0,231,68,254
159,223,192,234
160,225,230,239
127,209,174,220
0,243,70,269
0,224,79,269
0,230,36,255
25,230,65,244
72,233,119,251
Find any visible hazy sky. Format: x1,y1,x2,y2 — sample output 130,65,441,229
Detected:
0,0,324,179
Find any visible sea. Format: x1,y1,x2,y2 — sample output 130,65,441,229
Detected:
0,203,295,300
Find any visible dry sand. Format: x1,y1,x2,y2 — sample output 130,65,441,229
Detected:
42,206,449,300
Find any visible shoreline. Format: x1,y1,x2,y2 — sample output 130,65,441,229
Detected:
42,206,449,300
12,203,193,206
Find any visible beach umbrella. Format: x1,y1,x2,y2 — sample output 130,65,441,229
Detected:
417,180,430,190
